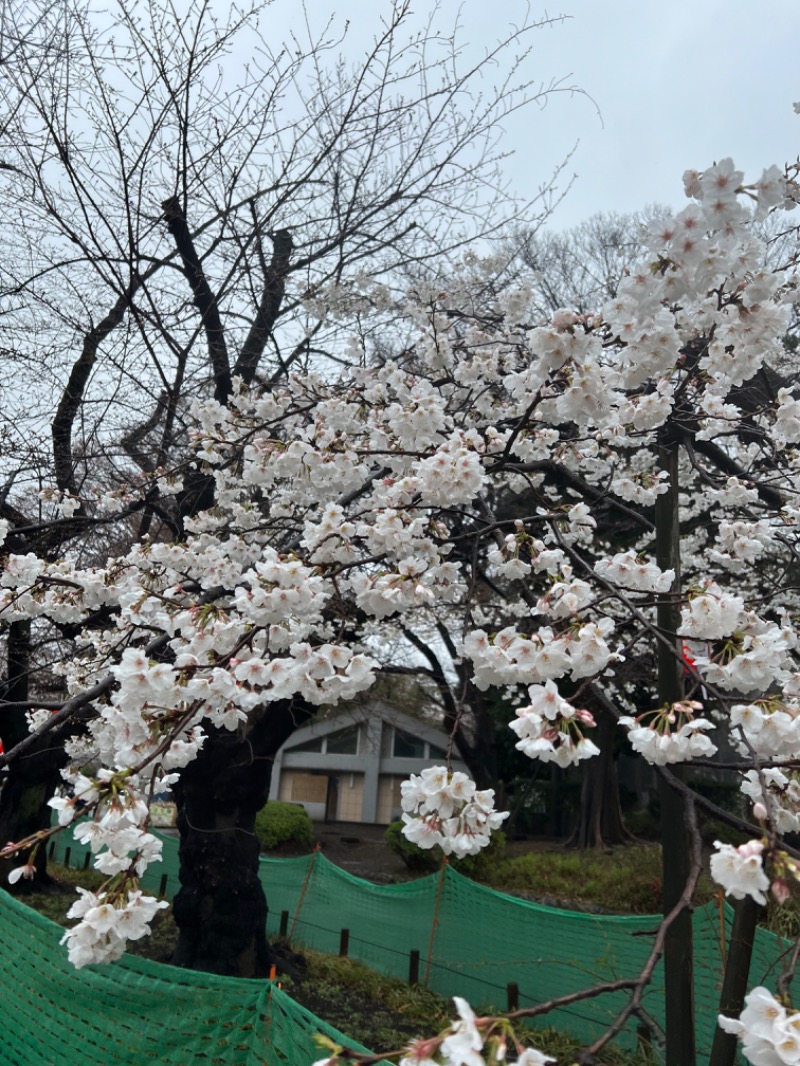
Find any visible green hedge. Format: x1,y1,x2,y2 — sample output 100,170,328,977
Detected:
255,801,314,851
383,820,506,879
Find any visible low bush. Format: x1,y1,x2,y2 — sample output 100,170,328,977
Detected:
255,801,314,851
383,820,506,879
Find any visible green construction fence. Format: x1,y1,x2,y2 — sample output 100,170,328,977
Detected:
2,827,791,1064
0,884,373,1065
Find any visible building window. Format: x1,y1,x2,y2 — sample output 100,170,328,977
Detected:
289,725,360,755
393,727,427,759
391,726,447,760
291,736,323,754
326,725,359,755
279,771,328,804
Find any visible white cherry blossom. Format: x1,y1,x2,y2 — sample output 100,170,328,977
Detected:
400,769,508,859
710,841,771,906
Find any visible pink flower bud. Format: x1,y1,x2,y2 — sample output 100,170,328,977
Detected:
551,309,579,329
738,840,764,859
772,879,791,906
753,802,768,822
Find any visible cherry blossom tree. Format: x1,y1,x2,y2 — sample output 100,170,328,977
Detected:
0,0,577,937
3,23,800,1055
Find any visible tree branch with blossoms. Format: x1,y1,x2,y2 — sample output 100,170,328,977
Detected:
2,145,800,1063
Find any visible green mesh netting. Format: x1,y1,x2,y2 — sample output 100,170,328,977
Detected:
0,885,372,1066
32,829,794,1064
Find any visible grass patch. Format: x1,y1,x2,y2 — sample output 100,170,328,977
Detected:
286,948,451,1052
517,1026,657,1065
288,950,652,1062
485,844,715,914
765,894,800,940
13,863,104,926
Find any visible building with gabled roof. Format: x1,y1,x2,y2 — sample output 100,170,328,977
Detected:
267,701,468,824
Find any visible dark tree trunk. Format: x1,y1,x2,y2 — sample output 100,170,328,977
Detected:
568,702,633,849
709,897,762,1066
455,688,499,791
171,697,314,977
0,739,68,890
0,622,67,890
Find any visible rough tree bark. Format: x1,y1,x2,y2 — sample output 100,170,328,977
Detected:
170,698,314,977
568,698,632,850
0,621,67,890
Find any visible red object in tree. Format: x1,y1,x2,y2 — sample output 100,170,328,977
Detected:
682,643,696,673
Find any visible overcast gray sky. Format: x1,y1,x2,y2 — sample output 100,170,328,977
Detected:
276,0,800,232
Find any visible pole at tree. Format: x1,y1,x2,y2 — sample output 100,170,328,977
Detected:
655,432,696,1066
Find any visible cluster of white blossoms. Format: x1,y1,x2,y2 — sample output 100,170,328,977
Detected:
593,551,674,594
730,698,800,760
509,681,599,767
719,628,795,696
60,888,169,968
487,531,534,581
708,518,775,572
679,582,746,642
70,800,163,878
618,702,717,765
709,840,771,906
463,620,615,691
10,768,173,968
399,768,508,859
741,769,800,835
719,987,800,1065
314,997,554,1066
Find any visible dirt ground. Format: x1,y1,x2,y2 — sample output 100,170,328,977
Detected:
282,821,411,882
278,822,565,888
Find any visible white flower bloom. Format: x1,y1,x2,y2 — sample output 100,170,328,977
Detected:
680,583,745,640
441,997,484,1066
8,862,36,884
515,1051,556,1066
400,769,507,858
61,889,169,968
619,716,717,765
594,550,674,593
510,683,599,767
720,986,798,1065
710,841,770,906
